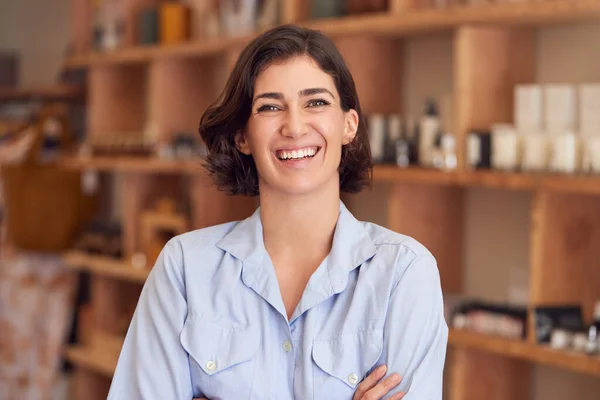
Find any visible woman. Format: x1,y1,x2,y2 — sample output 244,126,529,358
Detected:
108,24,448,400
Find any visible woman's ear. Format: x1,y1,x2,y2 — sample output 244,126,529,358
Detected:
234,130,252,155
342,109,359,145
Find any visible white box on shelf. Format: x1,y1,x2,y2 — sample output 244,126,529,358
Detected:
580,84,600,137
514,85,542,134
544,85,576,136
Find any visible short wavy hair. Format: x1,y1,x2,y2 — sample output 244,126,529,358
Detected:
198,24,372,197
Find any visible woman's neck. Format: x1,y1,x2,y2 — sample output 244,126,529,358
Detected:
259,183,340,264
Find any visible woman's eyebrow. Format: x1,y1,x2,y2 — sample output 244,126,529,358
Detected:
252,88,335,104
253,92,282,104
300,88,335,98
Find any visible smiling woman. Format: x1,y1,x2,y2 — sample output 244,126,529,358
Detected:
107,25,448,400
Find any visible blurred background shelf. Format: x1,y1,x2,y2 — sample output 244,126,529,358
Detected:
59,155,202,174
0,84,84,101
64,0,600,69
449,329,600,378
64,250,149,285
64,333,123,378
374,166,600,195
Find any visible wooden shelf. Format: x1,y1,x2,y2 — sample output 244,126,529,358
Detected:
64,333,123,377
373,165,600,195
64,1,600,68
64,250,150,284
0,85,84,101
449,329,600,378
59,155,203,174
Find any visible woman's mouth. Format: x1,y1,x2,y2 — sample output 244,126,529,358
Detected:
275,146,320,161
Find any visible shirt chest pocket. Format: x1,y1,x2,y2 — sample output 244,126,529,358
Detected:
180,316,260,400
312,329,384,400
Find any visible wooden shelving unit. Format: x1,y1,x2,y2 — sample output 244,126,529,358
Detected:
63,0,600,399
59,155,202,174
374,165,600,195
449,330,600,378
64,250,150,284
64,1,600,69
0,84,84,101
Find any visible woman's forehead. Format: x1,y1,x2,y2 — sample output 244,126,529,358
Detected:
254,56,336,95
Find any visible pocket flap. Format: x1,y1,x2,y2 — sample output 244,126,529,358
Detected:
312,330,384,388
180,316,260,376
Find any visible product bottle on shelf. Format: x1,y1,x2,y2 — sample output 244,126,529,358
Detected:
368,114,387,164
404,116,419,166
442,133,458,171
419,98,441,168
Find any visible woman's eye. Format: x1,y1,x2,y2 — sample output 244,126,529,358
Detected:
307,99,330,108
257,105,280,113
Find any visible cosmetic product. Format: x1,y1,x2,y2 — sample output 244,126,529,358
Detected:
548,132,579,174
579,84,600,137
534,305,585,344
515,84,543,134
368,114,386,164
256,0,279,30
160,0,190,45
220,0,257,37
467,131,491,169
451,300,527,340
138,7,159,45
586,326,598,355
405,116,420,165
581,136,600,174
593,301,600,331
573,331,589,353
544,85,576,136
385,114,402,164
550,329,572,350
431,134,444,170
491,124,519,171
311,0,346,19
419,99,441,168
521,132,549,172
441,133,457,171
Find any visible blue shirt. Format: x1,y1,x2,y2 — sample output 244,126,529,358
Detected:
108,201,448,400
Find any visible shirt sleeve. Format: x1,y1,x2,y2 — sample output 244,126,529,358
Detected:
379,253,449,400
107,239,195,400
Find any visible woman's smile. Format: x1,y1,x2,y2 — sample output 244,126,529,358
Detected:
274,146,322,168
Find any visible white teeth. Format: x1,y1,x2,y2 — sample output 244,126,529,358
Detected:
277,147,318,160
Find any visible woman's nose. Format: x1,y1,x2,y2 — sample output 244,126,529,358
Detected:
281,108,307,138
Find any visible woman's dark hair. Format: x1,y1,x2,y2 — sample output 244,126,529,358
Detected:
199,24,372,197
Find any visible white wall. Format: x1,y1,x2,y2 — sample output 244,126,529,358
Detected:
0,0,71,87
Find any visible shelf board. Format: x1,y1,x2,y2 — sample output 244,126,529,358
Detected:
373,165,600,195
449,329,600,377
59,155,203,174
64,1,600,68
65,333,123,377
64,250,150,284
0,85,84,101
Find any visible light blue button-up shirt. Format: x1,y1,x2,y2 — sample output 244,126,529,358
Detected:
108,201,448,400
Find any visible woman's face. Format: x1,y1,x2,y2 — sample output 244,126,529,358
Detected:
236,55,358,197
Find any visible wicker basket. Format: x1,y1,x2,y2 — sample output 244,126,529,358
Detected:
1,107,95,252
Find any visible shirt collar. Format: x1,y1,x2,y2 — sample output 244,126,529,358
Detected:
216,200,377,290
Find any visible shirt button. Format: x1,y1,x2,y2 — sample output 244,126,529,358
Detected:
282,340,293,353
205,360,217,371
348,373,359,386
